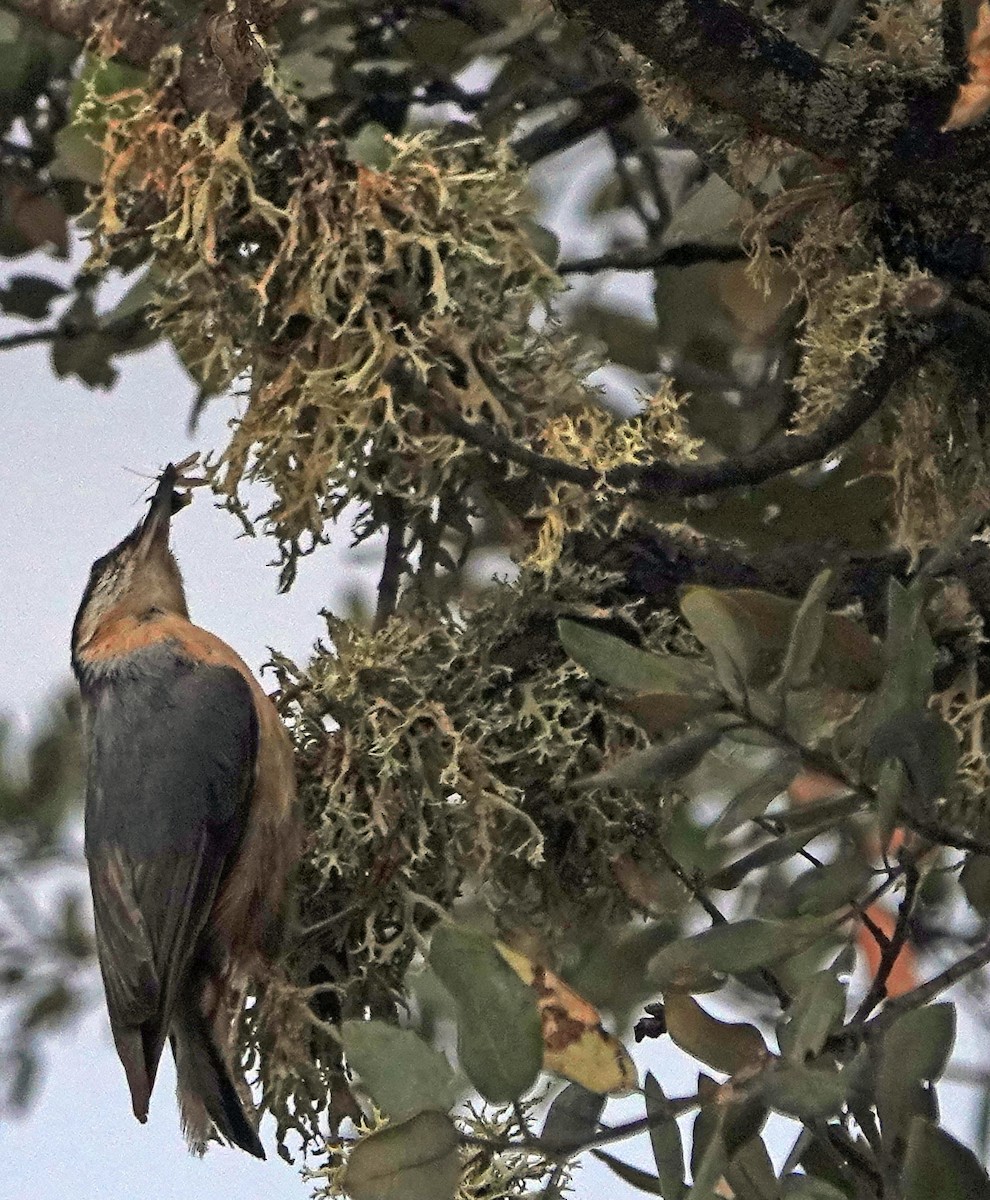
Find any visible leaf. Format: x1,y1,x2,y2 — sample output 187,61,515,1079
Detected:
902,1118,990,1200
429,924,542,1103
650,915,838,991
540,1083,605,1152
621,691,715,736
592,1150,664,1195
961,853,990,919
780,1174,849,1199
679,586,759,703
558,619,719,696
706,753,800,844
865,708,958,810
569,301,659,372
50,125,104,184
0,275,66,319
759,1064,849,1119
664,993,767,1075
22,981,75,1030
341,1020,459,1120
725,1129,780,1200
577,721,730,791
5,181,68,256
874,757,909,852
496,942,637,1094
345,123,395,170
645,1072,687,1200
774,569,834,694
778,971,845,1063
787,858,872,917
706,823,835,891
875,580,936,724
687,1113,727,1200
878,1004,955,1148
342,1110,460,1200
942,0,990,131
680,586,882,701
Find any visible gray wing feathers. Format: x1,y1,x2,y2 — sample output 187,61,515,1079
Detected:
82,654,257,1110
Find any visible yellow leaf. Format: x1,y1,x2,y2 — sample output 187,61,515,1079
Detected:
496,943,638,1095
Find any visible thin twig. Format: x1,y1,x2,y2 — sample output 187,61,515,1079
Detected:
867,936,990,1037
852,857,919,1022
559,242,749,275
654,839,790,1006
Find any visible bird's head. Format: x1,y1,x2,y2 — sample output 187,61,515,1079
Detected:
72,462,196,668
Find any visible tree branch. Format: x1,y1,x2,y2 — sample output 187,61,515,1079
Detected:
420,318,949,502
373,499,407,632
558,241,748,275
553,0,876,164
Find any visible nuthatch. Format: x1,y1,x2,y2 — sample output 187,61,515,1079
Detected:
71,463,299,1157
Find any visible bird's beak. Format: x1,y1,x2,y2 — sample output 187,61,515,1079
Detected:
135,463,191,555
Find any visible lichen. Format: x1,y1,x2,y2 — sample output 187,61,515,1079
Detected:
244,561,696,1144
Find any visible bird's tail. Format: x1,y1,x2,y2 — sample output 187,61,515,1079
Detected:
171,991,265,1159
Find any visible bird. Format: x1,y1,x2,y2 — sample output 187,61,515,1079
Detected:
71,461,299,1158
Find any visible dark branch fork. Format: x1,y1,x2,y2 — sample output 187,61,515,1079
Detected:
414,317,951,503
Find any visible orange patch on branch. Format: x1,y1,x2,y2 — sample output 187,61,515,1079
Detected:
942,0,990,130
857,903,919,999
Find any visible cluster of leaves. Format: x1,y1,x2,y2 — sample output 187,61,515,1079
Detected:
0,695,91,1115
280,547,990,1198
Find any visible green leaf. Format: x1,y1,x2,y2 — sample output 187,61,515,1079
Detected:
883,1003,955,1082
902,1118,990,1200
875,580,936,723
679,587,759,704
622,691,716,736
687,1114,727,1200
878,1004,955,1148
541,1083,605,1152
774,569,834,693
558,619,719,696
874,757,909,851
679,586,882,702
577,721,730,791
961,853,990,919
341,1020,459,1121
664,993,767,1075
50,124,105,185
780,1175,850,1200
865,708,958,810
345,123,395,170
759,1064,848,1119
0,10,21,41
705,753,799,844
592,1150,664,1195
645,1072,686,1200
779,971,845,1063
650,915,837,990
786,858,872,917
706,823,835,891
342,1110,460,1200
429,923,542,1102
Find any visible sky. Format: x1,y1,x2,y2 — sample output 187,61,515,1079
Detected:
1,139,989,1199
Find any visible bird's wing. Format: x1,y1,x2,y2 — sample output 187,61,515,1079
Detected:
83,653,258,1115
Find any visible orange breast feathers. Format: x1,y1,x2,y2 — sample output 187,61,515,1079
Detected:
84,610,299,967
